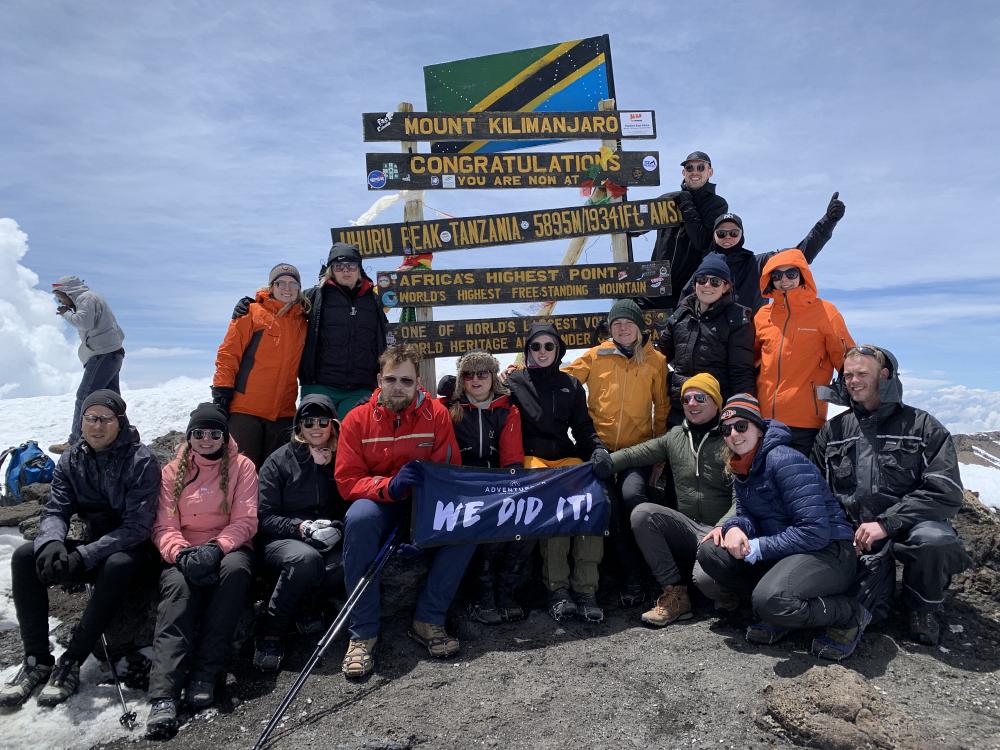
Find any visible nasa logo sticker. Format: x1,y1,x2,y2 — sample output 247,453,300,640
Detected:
642,155,658,172
367,170,387,189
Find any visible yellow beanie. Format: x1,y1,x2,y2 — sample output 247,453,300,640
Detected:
680,373,723,408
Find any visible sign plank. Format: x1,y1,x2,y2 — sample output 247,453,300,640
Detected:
387,311,671,358
331,196,682,258
376,262,671,308
362,110,656,142
365,151,660,190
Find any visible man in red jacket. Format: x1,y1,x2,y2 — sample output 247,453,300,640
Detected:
335,344,470,678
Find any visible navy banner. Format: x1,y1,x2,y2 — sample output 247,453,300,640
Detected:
411,462,610,548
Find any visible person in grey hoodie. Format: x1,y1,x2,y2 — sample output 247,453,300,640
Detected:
50,275,125,454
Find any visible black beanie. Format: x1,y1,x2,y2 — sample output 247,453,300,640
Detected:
187,402,230,441
82,389,126,417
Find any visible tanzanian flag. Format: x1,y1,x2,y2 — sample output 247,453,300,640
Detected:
424,35,615,155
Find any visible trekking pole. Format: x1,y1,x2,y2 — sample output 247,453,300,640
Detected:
252,528,399,750
85,583,137,730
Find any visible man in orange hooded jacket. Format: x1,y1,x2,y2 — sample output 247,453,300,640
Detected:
754,249,854,455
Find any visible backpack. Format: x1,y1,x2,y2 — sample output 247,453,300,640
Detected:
0,441,56,506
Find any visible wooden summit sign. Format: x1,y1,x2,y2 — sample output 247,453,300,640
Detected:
376,262,670,308
332,196,682,258
387,310,671,358
365,151,660,190
362,110,656,142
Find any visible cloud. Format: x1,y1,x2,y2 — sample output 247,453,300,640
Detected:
901,379,1000,435
128,346,204,359
0,219,79,398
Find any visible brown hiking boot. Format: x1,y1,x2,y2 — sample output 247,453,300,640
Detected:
408,620,460,658
48,442,70,455
641,585,693,627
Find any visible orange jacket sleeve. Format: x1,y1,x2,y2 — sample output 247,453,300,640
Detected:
213,310,255,389
824,303,855,371
561,348,595,385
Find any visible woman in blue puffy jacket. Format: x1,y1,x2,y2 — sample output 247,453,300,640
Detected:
696,393,871,661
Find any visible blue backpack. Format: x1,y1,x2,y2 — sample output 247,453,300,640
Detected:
0,441,56,506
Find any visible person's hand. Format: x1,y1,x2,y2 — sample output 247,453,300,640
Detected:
854,521,887,553
648,462,665,489
231,296,254,320
825,191,845,222
211,386,234,413
701,527,724,546
176,542,223,586
61,550,85,581
302,520,342,552
723,527,751,560
35,541,68,585
675,189,693,206
56,305,70,315
590,448,613,480
309,446,333,465
388,461,421,501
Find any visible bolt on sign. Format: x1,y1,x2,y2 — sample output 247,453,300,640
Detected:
331,196,681,258
387,310,671,358
363,110,655,142
365,151,660,191
376,262,671,308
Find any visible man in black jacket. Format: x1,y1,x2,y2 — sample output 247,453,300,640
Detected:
812,346,970,645
640,151,729,311
1,390,159,709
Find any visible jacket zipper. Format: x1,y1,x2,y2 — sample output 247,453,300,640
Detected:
477,407,485,461
772,292,791,416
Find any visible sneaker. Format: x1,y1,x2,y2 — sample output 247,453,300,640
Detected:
641,585,693,627
908,610,941,646
0,655,53,707
48,442,70,455
812,606,873,661
145,698,178,739
36,654,81,707
619,580,646,608
186,678,215,710
573,591,604,623
745,622,791,645
408,620,460,658
252,635,284,673
547,588,578,622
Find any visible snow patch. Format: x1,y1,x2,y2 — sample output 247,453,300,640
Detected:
959,463,1000,511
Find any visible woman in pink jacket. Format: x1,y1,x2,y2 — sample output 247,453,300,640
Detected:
145,403,258,740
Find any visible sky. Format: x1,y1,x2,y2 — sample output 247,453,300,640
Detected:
1,1,998,427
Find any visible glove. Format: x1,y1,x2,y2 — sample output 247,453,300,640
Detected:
231,296,254,320
56,305,71,315
302,519,343,552
825,191,845,222
590,448,614,480
59,550,86,582
675,189,694,207
388,461,421,501
211,386,234,413
744,537,762,565
35,541,68,585
176,542,224,586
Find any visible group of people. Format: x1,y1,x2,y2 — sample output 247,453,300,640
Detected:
3,151,969,740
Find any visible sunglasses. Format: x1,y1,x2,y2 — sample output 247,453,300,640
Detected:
694,275,725,288
191,428,224,440
83,414,117,425
273,278,300,289
382,375,415,386
301,417,332,428
462,370,492,381
715,229,741,239
769,268,801,282
682,393,708,404
683,163,708,173
333,261,360,272
720,420,751,436
530,342,556,352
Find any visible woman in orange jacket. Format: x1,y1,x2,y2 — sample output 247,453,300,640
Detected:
212,263,308,467
754,249,854,455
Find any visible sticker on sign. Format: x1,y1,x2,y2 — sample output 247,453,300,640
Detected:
620,111,655,138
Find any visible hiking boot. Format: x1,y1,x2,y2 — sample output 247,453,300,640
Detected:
573,591,604,623
496,589,526,622
48,442,70,455
0,655,53,707
186,678,215,710
908,610,941,646
409,620,460,658
468,591,502,625
812,606,873,661
547,588,578,622
714,590,741,613
295,610,325,636
342,637,377,678
37,654,81,707
619,580,646,608
641,585,693,627
252,635,284,673
745,621,791,646
145,698,178,739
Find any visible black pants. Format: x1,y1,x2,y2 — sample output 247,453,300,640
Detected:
471,539,536,601
259,538,344,635
631,503,712,587
892,520,970,613
11,540,155,662
227,413,293,469
147,549,253,700
608,466,651,585
697,539,858,629
786,427,819,456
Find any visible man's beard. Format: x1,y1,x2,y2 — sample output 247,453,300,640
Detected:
379,391,412,412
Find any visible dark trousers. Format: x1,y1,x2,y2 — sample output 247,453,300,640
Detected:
343,499,475,639
147,549,253,700
786,427,820,456
608,466,651,584
227,413,292,469
69,350,124,441
260,538,344,635
893,520,970,613
11,540,152,662
697,539,858,629
631,503,711,587
471,539,535,602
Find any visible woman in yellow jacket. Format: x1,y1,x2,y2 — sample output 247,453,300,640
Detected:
563,298,668,605
212,263,309,468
